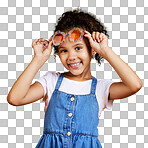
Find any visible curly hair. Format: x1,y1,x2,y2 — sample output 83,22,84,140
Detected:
53,8,109,66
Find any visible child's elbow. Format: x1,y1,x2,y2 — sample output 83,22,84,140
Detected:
7,95,20,106
134,80,143,93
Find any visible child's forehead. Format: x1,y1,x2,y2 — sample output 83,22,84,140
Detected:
58,36,86,48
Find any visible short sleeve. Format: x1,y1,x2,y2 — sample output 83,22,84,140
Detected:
35,72,49,98
97,79,115,117
35,71,60,103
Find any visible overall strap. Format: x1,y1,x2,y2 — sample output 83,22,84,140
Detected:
55,73,65,91
90,76,97,95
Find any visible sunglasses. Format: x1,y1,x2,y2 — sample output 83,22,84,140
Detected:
52,27,84,46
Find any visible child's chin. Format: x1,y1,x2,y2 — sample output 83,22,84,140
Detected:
64,64,83,76
68,70,83,76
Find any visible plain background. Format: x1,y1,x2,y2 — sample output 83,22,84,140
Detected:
0,0,147,147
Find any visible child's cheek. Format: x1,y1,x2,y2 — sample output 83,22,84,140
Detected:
81,51,90,60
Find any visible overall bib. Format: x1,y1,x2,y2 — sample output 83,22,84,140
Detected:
36,73,102,148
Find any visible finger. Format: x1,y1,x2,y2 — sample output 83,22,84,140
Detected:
95,32,100,43
92,32,96,41
41,40,47,45
84,30,91,36
99,33,105,41
37,41,41,45
43,40,49,47
39,38,46,46
39,38,45,42
48,40,53,48
43,40,53,56
84,31,94,45
45,40,53,50
32,39,38,48
41,40,48,48
49,36,53,42
33,39,39,43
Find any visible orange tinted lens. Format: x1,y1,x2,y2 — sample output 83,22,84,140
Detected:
71,30,81,40
54,34,64,43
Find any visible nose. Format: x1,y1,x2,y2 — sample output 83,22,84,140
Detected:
68,50,77,61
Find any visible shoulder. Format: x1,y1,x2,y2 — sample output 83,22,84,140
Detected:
36,71,61,86
42,71,61,80
95,78,115,117
95,78,114,97
96,78,114,89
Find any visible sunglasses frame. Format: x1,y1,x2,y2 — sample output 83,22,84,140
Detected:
52,27,84,46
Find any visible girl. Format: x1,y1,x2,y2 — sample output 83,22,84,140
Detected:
7,9,142,148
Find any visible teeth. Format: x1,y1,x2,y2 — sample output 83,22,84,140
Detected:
70,62,80,66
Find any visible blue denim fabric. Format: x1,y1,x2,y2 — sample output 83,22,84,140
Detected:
36,73,102,148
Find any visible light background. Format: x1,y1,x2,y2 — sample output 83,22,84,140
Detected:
0,0,147,147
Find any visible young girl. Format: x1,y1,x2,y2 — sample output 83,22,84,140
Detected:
7,9,142,148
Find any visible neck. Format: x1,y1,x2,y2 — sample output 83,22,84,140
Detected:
64,72,92,81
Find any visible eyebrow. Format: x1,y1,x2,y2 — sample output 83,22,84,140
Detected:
58,43,83,49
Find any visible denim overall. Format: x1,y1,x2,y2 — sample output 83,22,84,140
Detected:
36,73,102,148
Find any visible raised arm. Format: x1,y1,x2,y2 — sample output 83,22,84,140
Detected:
102,47,142,100
84,31,142,100
7,38,53,106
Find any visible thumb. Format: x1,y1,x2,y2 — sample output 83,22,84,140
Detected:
47,36,53,50
48,40,53,49
84,31,94,46
43,40,53,57
49,35,53,42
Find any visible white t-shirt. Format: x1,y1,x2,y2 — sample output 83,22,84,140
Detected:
36,71,114,117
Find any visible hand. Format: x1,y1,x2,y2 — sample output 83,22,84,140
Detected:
32,36,53,61
84,31,109,57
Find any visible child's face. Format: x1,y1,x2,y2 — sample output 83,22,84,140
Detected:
58,36,93,78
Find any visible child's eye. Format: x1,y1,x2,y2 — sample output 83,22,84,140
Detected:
60,49,67,53
75,47,82,51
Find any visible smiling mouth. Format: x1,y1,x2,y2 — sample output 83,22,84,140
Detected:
68,61,82,69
